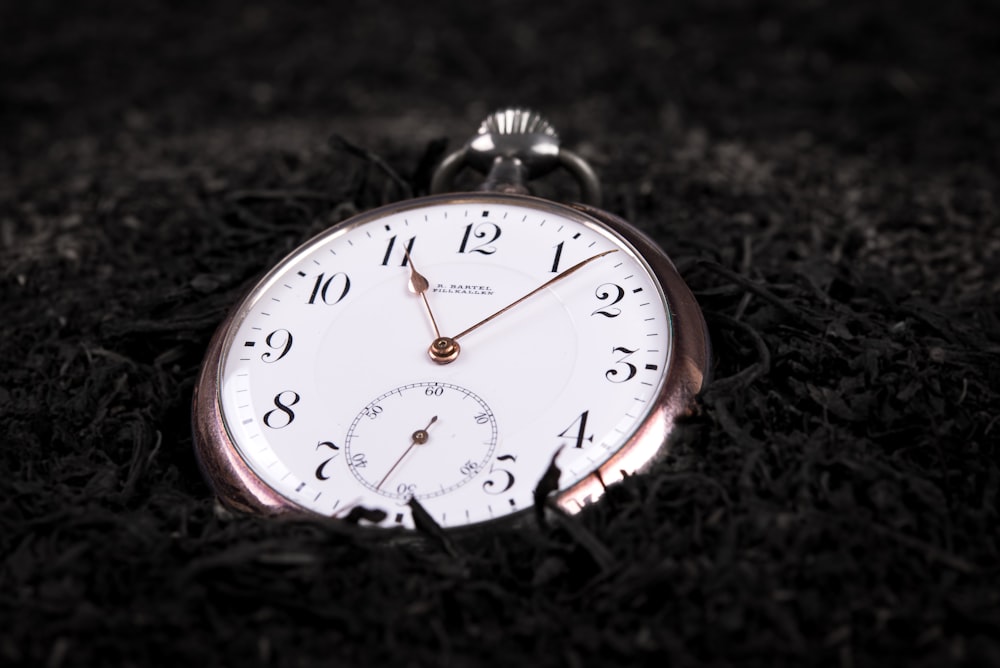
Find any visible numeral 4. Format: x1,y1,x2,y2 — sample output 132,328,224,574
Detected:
558,410,594,449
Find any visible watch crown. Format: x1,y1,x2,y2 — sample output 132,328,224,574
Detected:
466,108,561,179
477,108,558,141
430,107,602,206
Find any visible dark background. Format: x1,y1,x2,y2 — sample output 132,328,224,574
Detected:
2,1,998,666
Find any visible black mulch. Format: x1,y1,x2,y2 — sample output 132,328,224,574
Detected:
2,1,998,666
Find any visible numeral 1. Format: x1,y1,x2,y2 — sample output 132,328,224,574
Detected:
550,241,565,273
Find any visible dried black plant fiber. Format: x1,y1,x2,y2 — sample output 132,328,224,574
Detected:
1,1,998,666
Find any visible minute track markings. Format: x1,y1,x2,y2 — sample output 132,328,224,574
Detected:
211,197,682,529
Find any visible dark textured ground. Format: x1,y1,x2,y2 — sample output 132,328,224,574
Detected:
2,1,998,666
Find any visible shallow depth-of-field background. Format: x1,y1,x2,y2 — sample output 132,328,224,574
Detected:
2,1,998,666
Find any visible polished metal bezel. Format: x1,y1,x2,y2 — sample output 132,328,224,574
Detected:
192,192,710,527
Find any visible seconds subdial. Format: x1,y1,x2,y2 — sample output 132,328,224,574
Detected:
344,382,498,500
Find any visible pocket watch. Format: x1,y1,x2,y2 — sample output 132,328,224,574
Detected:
192,109,710,530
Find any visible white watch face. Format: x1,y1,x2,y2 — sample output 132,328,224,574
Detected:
217,195,673,529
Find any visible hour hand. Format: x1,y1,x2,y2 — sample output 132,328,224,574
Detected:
403,248,442,339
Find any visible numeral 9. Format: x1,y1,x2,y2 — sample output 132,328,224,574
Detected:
261,329,293,363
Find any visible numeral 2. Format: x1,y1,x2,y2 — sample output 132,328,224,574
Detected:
592,283,625,318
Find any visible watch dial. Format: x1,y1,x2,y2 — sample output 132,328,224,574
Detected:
216,195,672,528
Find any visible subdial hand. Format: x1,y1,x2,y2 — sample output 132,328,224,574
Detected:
375,415,438,492
427,249,617,364
403,248,443,340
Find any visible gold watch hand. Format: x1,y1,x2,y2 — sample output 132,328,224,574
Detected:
404,248,442,339
376,415,438,491
454,249,617,341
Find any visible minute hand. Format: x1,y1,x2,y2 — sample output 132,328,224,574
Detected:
452,249,617,341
